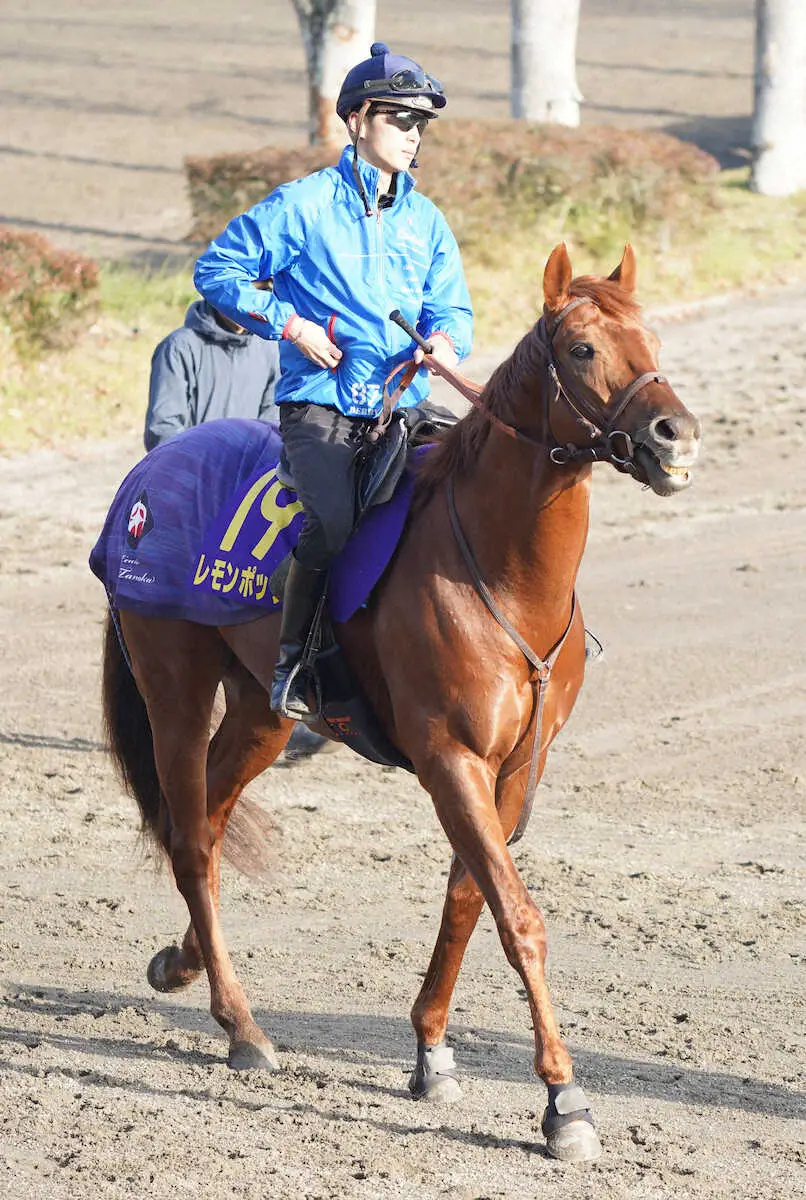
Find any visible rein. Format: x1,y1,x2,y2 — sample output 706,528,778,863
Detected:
384,299,668,474
446,477,576,845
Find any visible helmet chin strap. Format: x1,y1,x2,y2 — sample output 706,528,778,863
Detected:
350,100,375,217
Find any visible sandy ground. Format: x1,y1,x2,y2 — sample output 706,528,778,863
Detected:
2,2,805,1196
1,286,805,1198
1,0,756,262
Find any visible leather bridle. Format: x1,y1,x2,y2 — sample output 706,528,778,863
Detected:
384,298,668,477
535,297,667,475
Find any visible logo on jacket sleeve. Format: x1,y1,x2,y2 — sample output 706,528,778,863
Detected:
127,491,154,548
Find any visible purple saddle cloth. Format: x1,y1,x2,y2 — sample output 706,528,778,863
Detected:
89,419,415,625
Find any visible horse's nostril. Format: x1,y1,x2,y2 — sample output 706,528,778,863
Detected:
651,417,680,443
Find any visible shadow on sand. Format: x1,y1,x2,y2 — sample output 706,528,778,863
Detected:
3,982,803,1125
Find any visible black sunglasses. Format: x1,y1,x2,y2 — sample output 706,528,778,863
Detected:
374,108,429,134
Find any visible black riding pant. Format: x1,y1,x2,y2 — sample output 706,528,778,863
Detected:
278,401,369,571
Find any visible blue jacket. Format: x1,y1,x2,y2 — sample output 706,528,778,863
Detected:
193,147,473,418
144,300,280,451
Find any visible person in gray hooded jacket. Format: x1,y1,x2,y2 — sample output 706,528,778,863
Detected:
144,298,280,450
144,295,327,763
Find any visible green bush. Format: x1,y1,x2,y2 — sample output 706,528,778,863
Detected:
186,120,718,253
0,227,100,355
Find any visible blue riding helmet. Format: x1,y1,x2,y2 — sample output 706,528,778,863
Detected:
336,42,446,122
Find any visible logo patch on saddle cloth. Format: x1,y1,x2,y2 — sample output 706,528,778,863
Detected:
190,466,305,608
126,491,153,548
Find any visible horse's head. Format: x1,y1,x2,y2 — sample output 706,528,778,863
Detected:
541,243,701,496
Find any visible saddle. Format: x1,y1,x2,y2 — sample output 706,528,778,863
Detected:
357,398,458,512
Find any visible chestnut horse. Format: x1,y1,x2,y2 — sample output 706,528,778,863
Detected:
100,245,700,1163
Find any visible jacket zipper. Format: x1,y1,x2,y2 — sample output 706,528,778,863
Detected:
377,204,390,364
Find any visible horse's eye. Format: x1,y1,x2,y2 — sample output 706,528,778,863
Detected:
570,343,595,360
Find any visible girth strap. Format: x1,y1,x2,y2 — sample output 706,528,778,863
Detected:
446,477,576,844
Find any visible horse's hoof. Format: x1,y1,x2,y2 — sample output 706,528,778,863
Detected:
411,1073,463,1103
545,1120,602,1164
542,1081,602,1163
147,945,203,993
408,1041,462,1103
227,1038,280,1072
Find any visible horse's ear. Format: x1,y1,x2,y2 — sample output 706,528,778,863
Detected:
608,244,637,293
543,243,573,312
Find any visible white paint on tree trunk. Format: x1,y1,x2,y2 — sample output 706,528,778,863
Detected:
510,0,582,126
291,0,377,147
751,0,806,196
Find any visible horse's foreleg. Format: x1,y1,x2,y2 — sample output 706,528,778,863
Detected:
418,752,601,1162
409,764,540,1102
409,855,483,1102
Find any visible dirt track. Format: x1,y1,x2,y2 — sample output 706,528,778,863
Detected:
1,0,755,262
1,1,805,1196
1,286,805,1198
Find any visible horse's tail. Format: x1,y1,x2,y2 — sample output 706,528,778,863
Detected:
101,612,274,876
101,612,168,850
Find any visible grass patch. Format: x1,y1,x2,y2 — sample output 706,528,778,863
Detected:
2,120,806,454
99,261,198,328
465,166,806,342
0,261,196,454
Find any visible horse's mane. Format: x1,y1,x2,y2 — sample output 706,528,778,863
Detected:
414,276,641,500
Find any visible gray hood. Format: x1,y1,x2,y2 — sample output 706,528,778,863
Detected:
184,299,250,348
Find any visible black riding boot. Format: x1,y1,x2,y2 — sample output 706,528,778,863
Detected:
270,555,328,718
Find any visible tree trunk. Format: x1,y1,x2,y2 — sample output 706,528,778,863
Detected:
291,0,377,148
510,0,582,126
751,0,806,195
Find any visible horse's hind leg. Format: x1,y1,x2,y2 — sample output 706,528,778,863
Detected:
409,855,484,1102
149,663,292,1021
122,615,283,1070
409,766,533,1102
202,668,292,1069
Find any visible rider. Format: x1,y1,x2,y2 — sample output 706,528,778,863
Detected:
193,42,473,718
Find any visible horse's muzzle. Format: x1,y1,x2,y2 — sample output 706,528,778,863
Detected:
633,439,700,495
632,412,702,495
